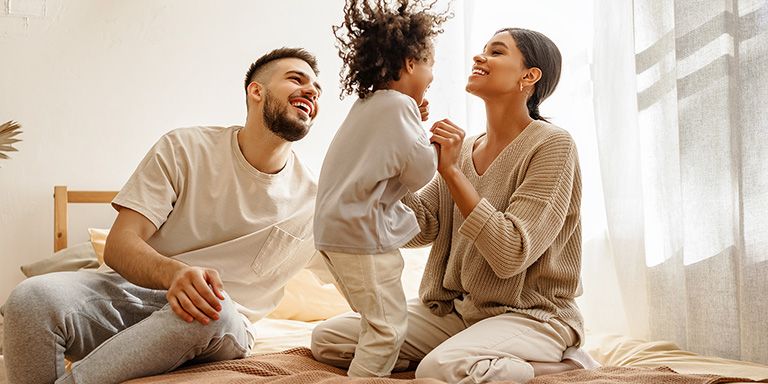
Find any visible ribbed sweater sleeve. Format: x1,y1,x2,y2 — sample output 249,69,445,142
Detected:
402,175,442,247
458,134,577,279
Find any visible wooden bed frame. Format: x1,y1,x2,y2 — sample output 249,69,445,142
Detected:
53,185,118,252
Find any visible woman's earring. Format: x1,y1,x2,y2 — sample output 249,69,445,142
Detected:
519,82,524,92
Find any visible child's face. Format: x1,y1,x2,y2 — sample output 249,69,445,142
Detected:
410,52,435,105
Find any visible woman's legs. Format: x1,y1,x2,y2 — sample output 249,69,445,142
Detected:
416,312,577,384
313,295,589,383
311,298,465,374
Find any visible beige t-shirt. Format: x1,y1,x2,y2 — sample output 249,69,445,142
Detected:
110,126,317,321
314,89,437,254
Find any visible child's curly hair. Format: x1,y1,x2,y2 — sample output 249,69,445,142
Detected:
333,0,451,99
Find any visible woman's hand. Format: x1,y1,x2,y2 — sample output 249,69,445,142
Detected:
419,99,430,122
430,118,465,176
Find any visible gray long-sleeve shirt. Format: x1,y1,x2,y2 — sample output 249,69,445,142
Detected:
314,89,437,254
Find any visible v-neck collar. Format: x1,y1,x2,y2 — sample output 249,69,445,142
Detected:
469,120,537,178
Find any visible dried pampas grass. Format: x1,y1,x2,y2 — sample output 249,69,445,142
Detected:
0,120,22,161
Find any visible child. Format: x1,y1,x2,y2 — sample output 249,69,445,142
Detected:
312,0,450,378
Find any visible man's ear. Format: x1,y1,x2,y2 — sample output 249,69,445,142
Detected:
522,67,542,87
247,81,264,104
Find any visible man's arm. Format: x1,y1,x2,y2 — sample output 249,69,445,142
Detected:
103,208,225,325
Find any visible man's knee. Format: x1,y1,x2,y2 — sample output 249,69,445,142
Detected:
3,273,70,321
210,295,242,329
177,295,244,339
171,296,249,361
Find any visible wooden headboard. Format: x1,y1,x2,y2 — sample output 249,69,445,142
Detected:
53,185,118,252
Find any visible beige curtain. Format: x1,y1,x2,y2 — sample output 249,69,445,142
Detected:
593,0,768,363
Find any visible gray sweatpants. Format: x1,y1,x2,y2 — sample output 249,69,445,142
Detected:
1,270,251,384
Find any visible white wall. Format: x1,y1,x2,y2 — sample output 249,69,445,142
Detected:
0,0,359,304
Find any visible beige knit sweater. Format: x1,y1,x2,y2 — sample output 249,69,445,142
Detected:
403,120,585,345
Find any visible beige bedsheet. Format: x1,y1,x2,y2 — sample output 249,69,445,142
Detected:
585,333,768,382
249,318,318,355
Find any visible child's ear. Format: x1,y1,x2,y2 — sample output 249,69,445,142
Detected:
404,58,416,74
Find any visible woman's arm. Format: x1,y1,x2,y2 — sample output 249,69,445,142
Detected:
462,137,578,279
429,119,481,217
105,208,227,325
402,176,441,246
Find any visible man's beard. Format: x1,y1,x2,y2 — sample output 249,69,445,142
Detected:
262,89,311,142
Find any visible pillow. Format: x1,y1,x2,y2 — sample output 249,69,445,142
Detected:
267,247,430,322
87,228,110,264
19,242,100,278
400,247,429,299
267,268,352,322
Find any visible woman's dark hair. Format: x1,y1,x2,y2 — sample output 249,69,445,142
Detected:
334,0,451,99
496,28,561,122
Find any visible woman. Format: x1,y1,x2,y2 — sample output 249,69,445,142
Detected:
311,28,599,383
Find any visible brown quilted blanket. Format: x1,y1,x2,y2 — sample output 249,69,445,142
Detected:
124,348,443,384
125,348,768,384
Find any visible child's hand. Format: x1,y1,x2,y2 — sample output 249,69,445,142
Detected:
419,99,430,122
429,119,465,175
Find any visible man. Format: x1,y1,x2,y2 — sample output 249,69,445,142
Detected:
2,47,323,384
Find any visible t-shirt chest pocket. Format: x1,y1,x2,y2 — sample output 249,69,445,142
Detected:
250,226,303,276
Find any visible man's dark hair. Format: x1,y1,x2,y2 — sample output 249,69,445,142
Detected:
333,0,451,99
243,47,320,95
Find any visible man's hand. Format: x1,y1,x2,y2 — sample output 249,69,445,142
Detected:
166,266,226,325
419,99,430,122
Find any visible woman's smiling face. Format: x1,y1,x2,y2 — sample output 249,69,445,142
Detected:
466,32,529,98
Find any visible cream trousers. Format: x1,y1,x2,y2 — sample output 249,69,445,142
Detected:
312,297,577,383
318,250,407,377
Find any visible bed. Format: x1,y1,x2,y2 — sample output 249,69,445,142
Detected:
1,186,767,384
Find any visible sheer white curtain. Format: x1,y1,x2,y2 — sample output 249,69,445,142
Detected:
429,0,630,337
593,0,768,363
